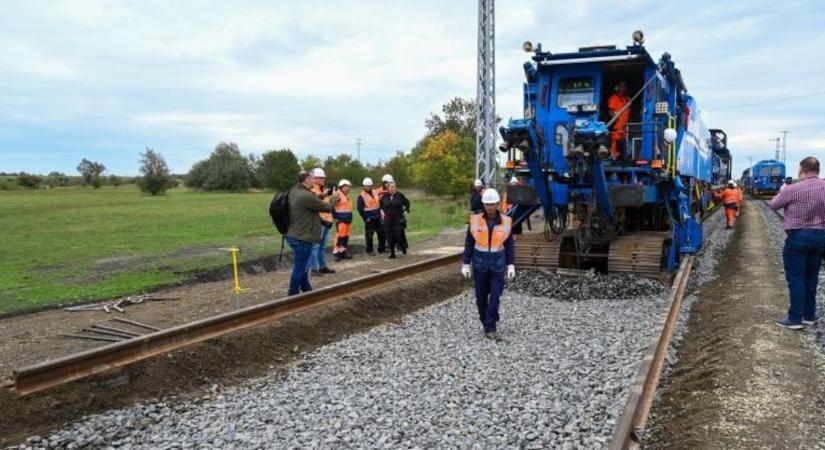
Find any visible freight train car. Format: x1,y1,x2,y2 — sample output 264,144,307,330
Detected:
498,31,730,275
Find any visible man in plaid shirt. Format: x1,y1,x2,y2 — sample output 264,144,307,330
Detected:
770,157,825,329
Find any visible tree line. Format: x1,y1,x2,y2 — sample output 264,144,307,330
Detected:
181,97,479,196
2,97,481,196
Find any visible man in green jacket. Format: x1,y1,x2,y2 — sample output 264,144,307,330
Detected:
286,171,334,295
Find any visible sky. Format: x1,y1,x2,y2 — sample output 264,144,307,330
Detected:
1,0,824,176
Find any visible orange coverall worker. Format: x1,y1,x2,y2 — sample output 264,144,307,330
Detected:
608,93,630,159
332,191,353,259
715,187,741,228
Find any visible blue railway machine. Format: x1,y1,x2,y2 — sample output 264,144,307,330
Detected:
499,31,732,276
743,159,785,197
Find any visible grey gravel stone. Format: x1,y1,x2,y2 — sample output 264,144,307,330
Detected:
19,219,744,449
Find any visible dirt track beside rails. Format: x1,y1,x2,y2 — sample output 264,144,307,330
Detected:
650,201,825,449
0,231,468,447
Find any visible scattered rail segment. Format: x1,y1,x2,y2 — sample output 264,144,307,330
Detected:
5,211,721,449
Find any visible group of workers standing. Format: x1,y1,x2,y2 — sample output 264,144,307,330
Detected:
284,169,410,296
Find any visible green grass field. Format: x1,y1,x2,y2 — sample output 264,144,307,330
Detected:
0,186,468,314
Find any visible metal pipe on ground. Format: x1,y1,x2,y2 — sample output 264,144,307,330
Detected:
111,317,162,332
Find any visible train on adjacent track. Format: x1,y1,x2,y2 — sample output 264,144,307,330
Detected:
498,31,733,275
741,159,785,197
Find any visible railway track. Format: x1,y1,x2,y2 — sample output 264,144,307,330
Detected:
5,253,461,396
5,215,715,448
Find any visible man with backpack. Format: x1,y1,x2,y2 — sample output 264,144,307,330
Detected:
280,171,334,296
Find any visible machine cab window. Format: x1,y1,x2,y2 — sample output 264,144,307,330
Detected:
557,77,595,108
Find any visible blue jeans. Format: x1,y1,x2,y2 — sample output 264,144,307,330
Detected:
308,225,330,270
286,236,313,296
782,229,825,323
473,269,505,332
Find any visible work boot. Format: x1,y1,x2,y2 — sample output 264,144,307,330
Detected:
319,266,336,274
310,269,323,277
333,254,343,262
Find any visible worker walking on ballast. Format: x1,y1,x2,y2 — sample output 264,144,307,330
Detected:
461,189,516,341
715,181,741,229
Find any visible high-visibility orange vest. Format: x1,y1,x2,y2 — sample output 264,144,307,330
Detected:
334,192,352,214
470,213,513,252
720,188,739,206
311,185,333,223
359,190,380,212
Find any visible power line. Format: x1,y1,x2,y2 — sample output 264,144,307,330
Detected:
710,89,825,111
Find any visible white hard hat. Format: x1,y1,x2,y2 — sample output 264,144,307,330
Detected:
728,181,735,187
473,179,483,187
509,177,519,185
381,174,394,183
338,179,351,188
312,168,326,178
362,177,374,187
481,188,500,204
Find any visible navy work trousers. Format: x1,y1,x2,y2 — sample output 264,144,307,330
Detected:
783,229,825,323
473,269,505,333
286,236,313,296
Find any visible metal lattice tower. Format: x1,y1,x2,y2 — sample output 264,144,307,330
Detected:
779,130,790,164
475,0,496,185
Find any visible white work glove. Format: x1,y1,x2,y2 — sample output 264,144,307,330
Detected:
506,264,516,281
461,264,472,279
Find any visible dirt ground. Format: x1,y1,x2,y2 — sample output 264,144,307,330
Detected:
0,229,469,446
650,201,825,449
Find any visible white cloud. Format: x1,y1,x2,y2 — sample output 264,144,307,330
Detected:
0,0,823,177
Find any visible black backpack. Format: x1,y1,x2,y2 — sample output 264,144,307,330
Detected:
269,189,291,235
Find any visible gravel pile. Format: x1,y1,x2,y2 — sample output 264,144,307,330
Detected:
17,274,670,449
756,200,825,351
511,270,665,301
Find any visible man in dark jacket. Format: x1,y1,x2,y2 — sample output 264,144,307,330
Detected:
286,171,334,296
357,177,385,255
379,181,410,259
470,179,485,214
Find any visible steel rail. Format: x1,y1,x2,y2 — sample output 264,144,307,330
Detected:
609,253,695,450
11,252,462,396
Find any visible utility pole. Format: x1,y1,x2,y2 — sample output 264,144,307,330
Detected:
475,0,496,186
356,137,362,162
778,130,789,164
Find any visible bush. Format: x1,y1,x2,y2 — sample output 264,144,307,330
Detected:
137,148,175,196
47,172,71,188
185,142,253,192
0,178,20,190
257,148,301,192
76,159,106,189
16,173,41,189
108,175,122,187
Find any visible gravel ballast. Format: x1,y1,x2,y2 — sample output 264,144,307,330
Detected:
16,276,671,449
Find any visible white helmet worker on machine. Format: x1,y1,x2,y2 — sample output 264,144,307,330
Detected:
470,179,486,214
461,188,516,341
